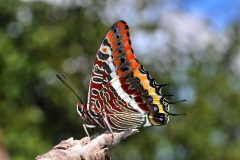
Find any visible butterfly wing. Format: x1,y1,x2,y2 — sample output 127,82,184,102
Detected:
87,20,137,110
87,20,170,130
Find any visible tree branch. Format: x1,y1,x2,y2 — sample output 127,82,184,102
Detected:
36,129,139,160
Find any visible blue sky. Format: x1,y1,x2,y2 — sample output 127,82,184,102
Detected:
36,0,240,30
182,0,240,29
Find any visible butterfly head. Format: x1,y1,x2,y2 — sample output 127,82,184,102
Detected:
76,102,86,117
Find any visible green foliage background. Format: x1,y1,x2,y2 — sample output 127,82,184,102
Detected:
1,0,240,160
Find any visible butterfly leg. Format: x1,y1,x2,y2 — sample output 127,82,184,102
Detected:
83,124,96,137
102,115,114,145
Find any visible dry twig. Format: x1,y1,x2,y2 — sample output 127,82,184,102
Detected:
36,129,139,160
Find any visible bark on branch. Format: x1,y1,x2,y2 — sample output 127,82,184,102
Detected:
36,129,139,160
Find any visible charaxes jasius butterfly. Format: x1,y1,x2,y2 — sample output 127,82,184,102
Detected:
58,20,185,136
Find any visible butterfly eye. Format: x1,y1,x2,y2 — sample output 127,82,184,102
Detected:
77,103,82,110
76,103,84,116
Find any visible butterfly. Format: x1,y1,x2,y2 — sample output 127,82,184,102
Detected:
58,20,185,136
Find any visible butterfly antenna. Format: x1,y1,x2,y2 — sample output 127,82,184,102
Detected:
56,73,83,104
